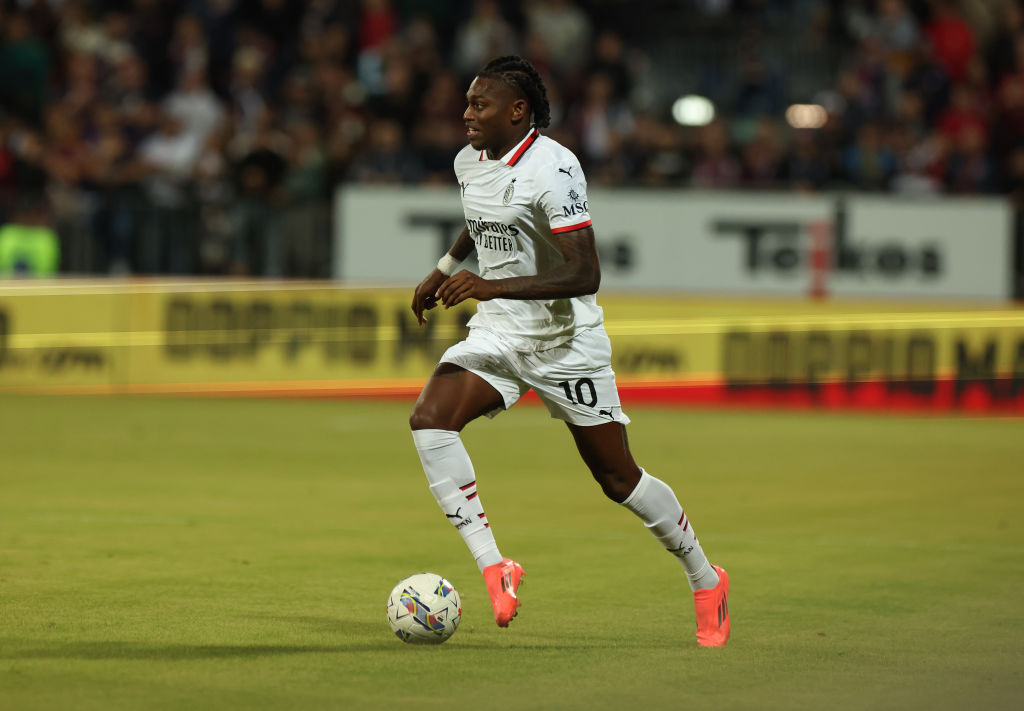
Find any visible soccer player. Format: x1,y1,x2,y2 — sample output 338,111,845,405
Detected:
409,56,730,647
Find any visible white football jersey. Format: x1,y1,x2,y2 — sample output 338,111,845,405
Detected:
454,129,604,350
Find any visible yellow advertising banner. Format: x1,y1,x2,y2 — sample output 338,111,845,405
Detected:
1,282,1022,410
0,281,475,394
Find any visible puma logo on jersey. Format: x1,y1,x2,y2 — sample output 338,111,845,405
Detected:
559,167,573,177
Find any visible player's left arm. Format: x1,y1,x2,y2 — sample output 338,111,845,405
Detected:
436,225,600,307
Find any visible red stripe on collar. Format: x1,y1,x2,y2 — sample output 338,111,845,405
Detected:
505,129,540,166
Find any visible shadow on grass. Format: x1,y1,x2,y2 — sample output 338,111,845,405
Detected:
2,616,674,660
1,640,399,660
261,614,374,634
1,633,654,660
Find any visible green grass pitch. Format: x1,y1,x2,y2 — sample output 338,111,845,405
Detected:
1,395,1021,710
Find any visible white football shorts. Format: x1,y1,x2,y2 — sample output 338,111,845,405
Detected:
439,326,631,427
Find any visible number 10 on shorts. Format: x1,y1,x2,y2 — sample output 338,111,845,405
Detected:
558,378,597,407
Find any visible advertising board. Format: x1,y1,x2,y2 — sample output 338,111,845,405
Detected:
0,282,473,395
1,282,1021,413
335,188,1013,300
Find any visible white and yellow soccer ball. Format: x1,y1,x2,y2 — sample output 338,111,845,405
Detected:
386,573,462,644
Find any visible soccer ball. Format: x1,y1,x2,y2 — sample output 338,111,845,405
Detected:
386,573,462,644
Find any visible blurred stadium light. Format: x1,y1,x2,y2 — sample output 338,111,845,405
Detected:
671,95,715,127
784,104,828,129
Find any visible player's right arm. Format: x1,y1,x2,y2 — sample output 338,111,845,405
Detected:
411,226,475,325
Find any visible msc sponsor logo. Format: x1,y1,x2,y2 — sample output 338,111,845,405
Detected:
563,199,589,217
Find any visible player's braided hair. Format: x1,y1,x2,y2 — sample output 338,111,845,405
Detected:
478,55,552,129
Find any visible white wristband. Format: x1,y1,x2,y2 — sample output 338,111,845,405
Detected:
437,253,462,276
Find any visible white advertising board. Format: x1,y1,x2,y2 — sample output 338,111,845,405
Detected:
335,187,467,286
334,187,1013,300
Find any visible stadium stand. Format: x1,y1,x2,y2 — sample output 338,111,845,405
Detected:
0,0,1021,289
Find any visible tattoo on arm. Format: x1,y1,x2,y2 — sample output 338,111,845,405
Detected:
492,226,601,299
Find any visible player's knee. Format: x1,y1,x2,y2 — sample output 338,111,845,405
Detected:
409,401,448,431
591,464,642,504
408,405,435,431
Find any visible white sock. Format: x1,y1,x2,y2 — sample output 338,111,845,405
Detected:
621,470,720,592
411,429,503,573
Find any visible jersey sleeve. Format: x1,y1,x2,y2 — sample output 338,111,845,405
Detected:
452,146,467,183
535,154,592,235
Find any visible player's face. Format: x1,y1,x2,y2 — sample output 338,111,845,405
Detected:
464,76,527,156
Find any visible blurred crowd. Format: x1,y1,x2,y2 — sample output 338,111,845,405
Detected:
0,0,1022,276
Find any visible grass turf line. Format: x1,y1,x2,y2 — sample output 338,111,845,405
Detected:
0,395,1021,710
